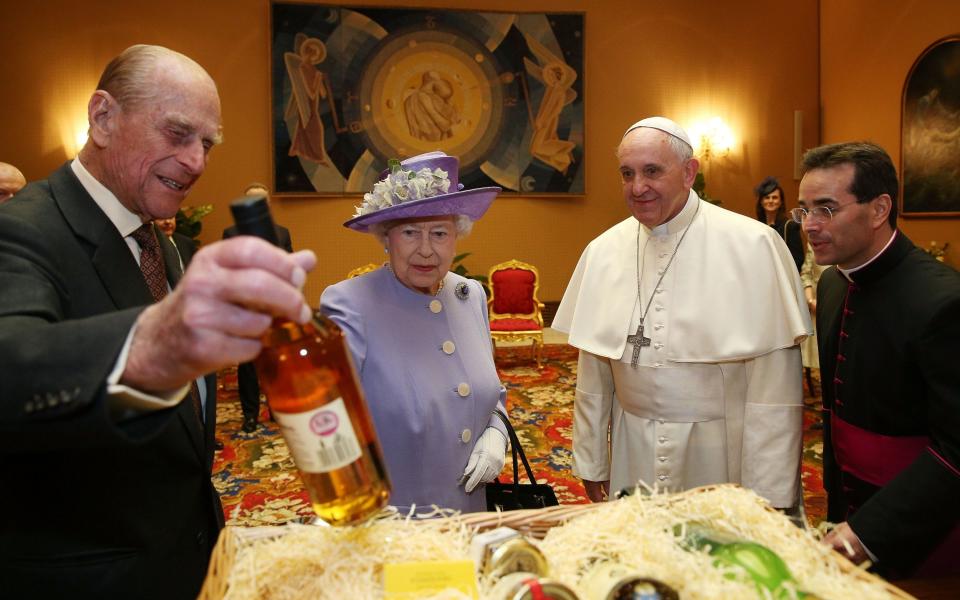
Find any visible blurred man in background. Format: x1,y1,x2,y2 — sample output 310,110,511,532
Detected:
222,182,293,432
0,161,26,202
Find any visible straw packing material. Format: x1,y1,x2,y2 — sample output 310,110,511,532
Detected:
534,485,906,599
208,486,907,599
223,517,473,600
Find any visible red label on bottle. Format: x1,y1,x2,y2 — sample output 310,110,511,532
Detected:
310,411,339,436
275,398,362,473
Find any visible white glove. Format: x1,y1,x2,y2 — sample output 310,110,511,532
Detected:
458,427,507,493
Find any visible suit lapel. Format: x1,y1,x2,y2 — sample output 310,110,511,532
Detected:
177,390,206,463
50,165,154,309
93,239,155,309
160,231,207,461
158,230,184,288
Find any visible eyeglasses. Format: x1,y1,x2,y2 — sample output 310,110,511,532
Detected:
790,201,859,224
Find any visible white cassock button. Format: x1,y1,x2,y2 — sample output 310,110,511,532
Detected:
429,300,443,313
461,429,472,443
658,419,665,425
658,474,668,481
657,269,665,275
658,436,667,444
658,456,667,463
457,383,471,397
442,341,456,354
654,342,664,350
654,304,663,311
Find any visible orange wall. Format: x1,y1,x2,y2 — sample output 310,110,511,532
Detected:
820,0,960,265
0,0,819,304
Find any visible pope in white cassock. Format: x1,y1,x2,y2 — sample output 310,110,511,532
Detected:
553,117,812,509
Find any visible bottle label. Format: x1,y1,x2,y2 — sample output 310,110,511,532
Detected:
274,398,362,473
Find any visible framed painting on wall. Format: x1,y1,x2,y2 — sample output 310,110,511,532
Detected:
271,3,585,196
901,36,960,217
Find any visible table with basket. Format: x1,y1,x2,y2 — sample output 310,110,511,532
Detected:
200,483,922,599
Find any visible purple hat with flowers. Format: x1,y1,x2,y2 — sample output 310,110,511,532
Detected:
344,151,501,232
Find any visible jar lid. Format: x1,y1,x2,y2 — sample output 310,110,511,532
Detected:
508,577,579,600
486,538,549,579
581,561,678,600
605,575,678,600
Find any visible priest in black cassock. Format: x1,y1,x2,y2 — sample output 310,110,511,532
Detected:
798,141,960,578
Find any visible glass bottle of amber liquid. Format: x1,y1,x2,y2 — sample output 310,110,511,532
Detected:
230,196,391,525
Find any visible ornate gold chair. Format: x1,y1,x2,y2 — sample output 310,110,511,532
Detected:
346,262,381,278
487,259,546,368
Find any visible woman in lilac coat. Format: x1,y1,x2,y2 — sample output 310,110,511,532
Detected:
321,152,508,514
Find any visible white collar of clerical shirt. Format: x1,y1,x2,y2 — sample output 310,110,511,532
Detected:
838,229,898,281
71,158,143,238
641,189,700,237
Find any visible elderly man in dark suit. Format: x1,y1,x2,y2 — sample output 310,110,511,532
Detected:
0,45,316,599
798,141,960,578
222,183,293,433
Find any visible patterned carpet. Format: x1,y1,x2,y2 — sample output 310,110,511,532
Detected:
212,345,826,527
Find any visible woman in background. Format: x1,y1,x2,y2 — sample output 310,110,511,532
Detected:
799,241,828,395
321,152,508,514
755,176,804,271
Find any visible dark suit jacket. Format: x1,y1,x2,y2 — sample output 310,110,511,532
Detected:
0,162,223,599
223,222,293,252
771,218,805,272
171,231,198,264
818,231,960,576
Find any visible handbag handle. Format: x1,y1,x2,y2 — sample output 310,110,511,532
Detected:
491,409,538,488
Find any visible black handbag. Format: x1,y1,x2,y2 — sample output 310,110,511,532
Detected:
485,409,560,511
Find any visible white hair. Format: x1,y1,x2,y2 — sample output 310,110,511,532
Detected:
97,44,212,110
371,214,473,244
665,134,694,162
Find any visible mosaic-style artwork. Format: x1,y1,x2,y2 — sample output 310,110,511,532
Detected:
272,4,585,195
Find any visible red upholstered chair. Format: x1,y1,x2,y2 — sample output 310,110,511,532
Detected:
487,259,545,368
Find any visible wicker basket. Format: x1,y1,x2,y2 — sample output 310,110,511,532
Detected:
199,486,914,600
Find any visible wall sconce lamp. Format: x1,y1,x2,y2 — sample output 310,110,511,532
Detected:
689,117,735,162
57,114,89,159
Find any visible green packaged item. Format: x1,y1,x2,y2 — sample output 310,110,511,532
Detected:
680,524,813,598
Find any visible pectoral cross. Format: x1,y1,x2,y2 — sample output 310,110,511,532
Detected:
626,323,651,367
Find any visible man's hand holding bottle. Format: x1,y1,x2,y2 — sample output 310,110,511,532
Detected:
123,236,317,394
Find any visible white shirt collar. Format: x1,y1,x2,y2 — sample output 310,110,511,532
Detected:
644,189,700,237
838,230,898,280
70,158,144,237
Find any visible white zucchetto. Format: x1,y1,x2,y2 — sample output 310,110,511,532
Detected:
623,116,693,148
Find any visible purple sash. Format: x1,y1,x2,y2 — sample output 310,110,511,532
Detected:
831,413,928,487
832,413,959,577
